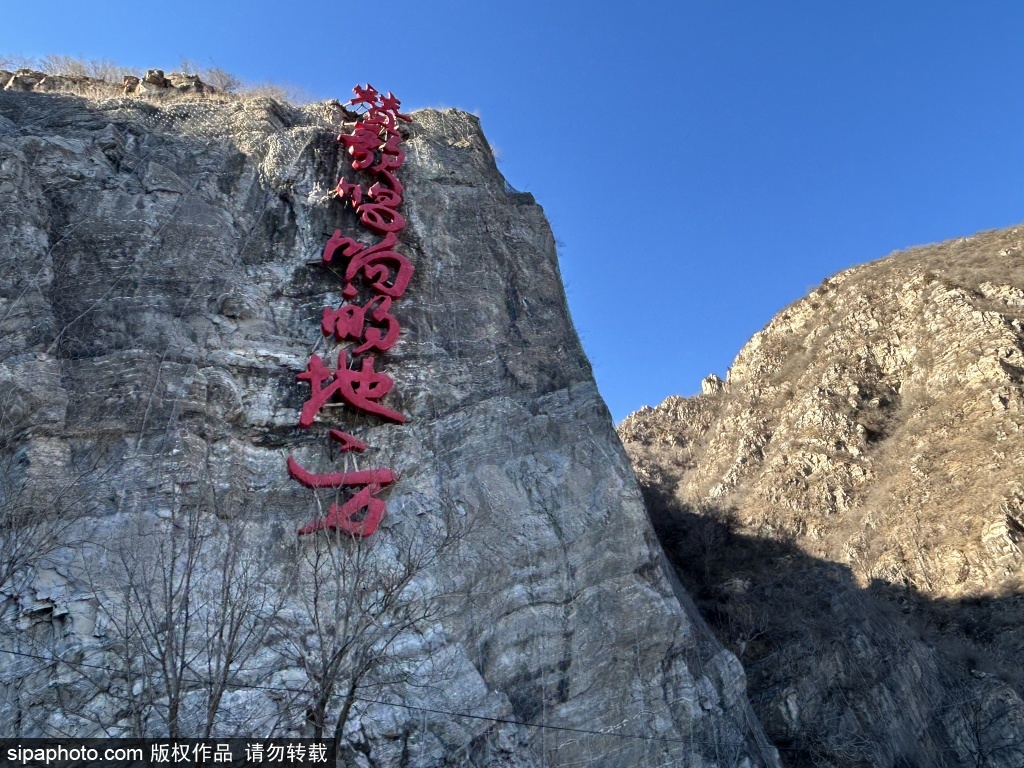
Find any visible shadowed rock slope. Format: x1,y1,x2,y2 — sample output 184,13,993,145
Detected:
620,227,1024,767
0,88,780,766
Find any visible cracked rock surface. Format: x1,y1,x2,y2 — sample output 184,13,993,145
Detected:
0,90,778,766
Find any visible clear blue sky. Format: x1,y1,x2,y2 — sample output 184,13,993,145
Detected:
5,2,1022,421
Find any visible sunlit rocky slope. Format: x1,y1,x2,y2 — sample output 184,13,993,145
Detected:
620,226,1024,767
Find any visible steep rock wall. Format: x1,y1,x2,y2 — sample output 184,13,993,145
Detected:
0,89,778,767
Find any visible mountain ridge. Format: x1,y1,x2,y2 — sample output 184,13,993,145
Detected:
620,224,1024,766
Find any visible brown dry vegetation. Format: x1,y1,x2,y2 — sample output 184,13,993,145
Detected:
625,225,1024,601
621,224,1024,766
0,54,309,104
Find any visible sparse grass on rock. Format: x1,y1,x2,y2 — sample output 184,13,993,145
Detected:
621,225,1024,767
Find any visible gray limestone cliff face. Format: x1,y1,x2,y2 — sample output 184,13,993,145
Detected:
0,91,779,767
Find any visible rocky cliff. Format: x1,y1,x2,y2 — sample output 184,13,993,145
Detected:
0,83,779,766
620,227,1024,766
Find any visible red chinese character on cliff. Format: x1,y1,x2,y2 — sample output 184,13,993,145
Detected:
328,428,367,453
321,231,413,299
289,84,413,538
321,295,400,353
287,456,395,489
297,484,388,538
297,352,406,427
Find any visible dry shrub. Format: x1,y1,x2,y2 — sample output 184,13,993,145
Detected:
38,54,133,82
1,52,312,105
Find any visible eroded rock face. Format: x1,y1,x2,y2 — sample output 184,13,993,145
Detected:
621,228,1024,766
627,230,1024,597
0,90,778,766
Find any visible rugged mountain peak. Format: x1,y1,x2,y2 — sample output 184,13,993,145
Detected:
633,226,1024,596
621,225,1024,766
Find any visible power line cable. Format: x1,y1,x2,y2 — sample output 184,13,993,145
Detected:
0,645,787,753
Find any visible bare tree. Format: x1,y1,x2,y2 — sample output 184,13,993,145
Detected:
283,510,467,758
0,392,109,736
81,499,285,737
197,519,288,737
960,682,1024,768
0,394,101,594
0,457,96,595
